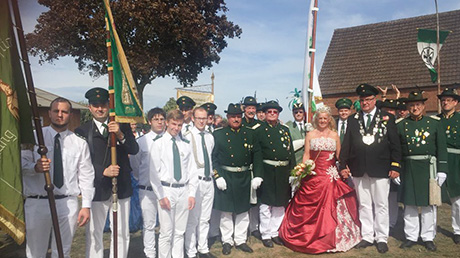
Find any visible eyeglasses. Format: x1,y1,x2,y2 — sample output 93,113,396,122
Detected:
266,110,279,114
194,117,207,121
294,110,304,114
359,97,375,103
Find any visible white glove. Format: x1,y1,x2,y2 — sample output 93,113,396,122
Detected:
215,177,227,191
251,177,263,190
436,172,447,187
392,176,401,186
289,176,296,185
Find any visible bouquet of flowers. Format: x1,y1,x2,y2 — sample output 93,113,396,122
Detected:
290,159,316,189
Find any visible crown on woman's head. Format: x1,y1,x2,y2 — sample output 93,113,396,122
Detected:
315,105,331,114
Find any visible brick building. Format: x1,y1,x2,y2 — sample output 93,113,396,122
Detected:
319,10,460,115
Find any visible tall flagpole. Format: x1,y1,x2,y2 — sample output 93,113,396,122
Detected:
10,0,64,257
308,0,319,122
434,0,441,113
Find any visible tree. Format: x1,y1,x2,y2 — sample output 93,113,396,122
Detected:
27,0,242,104
163,97,177,113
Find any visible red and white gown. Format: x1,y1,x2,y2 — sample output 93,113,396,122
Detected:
279,137,361,254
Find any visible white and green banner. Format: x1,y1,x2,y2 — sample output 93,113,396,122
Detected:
417,28,450,83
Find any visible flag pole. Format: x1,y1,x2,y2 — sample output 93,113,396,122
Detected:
10,0,64,257
105,16,119,258
434,0,441,113
307,0,319,122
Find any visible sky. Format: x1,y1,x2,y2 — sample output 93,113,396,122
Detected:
18,0,460,122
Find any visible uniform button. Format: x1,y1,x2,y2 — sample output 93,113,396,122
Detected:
228,140,230,142
406,135,409,137
273,149,276,152
229,146,232,149
231,154,234,158
268,135,270,137
270,142,273,144
232,163,235,166
409,150,412,152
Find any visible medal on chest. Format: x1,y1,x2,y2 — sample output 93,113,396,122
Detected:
362,134,375,145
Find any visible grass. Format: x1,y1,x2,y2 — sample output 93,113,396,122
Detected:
2,204,460,257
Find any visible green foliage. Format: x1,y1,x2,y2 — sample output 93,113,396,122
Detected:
163,97,178,113
78,101,92,125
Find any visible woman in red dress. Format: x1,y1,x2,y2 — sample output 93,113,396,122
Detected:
279,106,361,253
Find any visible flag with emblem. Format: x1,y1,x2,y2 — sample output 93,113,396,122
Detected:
417,28,450,83
103,0,145,123
0,0,35,245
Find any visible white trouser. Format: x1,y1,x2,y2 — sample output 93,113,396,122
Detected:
389,191,399,228
404,205,437,242
185,179,214,256
86,197,131,258
248,204,260,233
353,174,390,243
157,186,190,258
208,209,221,238
139,189,158,258
259,204,285,240
25,197,78,258
452,196,460,235
220,211,249,246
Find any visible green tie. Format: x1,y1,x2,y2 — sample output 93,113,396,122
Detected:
366,114,372,130
53,133,64,188
186,125,190,132
172,137,182,181
340,122,345,143
200,132,211,177
102,123,109,138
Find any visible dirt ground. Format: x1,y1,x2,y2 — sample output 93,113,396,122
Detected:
2,204,460,257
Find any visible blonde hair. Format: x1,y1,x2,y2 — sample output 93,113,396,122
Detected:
312,106,336,131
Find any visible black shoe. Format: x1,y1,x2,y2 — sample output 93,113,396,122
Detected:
262,239,274,248
251,230,262,240
376,242,388,253
236,243,253,253
355,240,373,249
424,241,436,251
198,252,216,258
208,236,218,249
454,234,460,244
222,243,232,255
272,236,284,246
399,240,417,249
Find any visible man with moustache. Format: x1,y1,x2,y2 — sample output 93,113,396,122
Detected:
130,107,166,258
22,97,95,258
75,87,139,258
339,84,401,253
437,88,460,244
242,96,262,130
201,102,218,133
397,91,447,251
335,98,353,144
212,103,260,255
177,96,196,135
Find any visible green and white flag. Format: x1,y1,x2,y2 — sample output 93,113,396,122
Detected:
417,28,450,83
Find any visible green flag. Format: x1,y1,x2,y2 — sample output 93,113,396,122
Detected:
0,0,34,245
103,0,145,123
417,28,450,83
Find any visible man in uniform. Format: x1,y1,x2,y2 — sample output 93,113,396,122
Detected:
437,88,460,244
212,103,259,255
22,97,95,258
339,84,401,253
335,98,353,143
397,91,447,251
253,100,296,248
177,96,196,135
76,87,139,258
241,96,262,130
130,107,166,258
201,102,218,133
286,102,306,164
256,102,266,122
185,107,216,258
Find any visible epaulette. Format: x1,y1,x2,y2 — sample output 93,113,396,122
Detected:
430,115,441,121
153,134,163,141
251,123,261,130
213,127,223,132
75,132,86,140
395,117,404,124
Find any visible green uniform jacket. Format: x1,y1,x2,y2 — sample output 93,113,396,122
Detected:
212,126,262,214
438,112,460,198
286,121,305,164
242,117,262,130
254,122,296,207
397,116,448,206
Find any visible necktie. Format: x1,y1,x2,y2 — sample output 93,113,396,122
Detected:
208,125,212,133
53,133,64,188
200,132,211,177
186,125,190,132
366,114,372,130
340,122,345,143
102,123,109,138
172,137,182,181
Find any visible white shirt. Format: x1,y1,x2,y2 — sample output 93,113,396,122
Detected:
338,119,348,136
93,118,108,135
189,127,215,178
363,107,377,127
181,121,194,136
130,131,162,187
295,121,304,132
21,127,95,208
149,131,197,199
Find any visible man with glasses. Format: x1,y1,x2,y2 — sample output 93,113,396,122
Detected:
130,107,166,258
339,84,401,253
253,101,296,248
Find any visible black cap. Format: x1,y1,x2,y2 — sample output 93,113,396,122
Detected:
242,96,257,106
335,98,352,109
262,100,283,112
256,102,265,111
356,83,379,97
397,98,407,110
85,87,109,104
405,91,428,102
200,102,217,115
292,102,304,111
437,88,460,101
225,103,244,115
380,99,398,109
176,96,196,110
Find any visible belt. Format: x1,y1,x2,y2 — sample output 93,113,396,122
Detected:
198,176,212,181
404,155,437,179
161,181,186,188
28,195,69,200
138,185,153,191
263,159,289,167
448,148,460,154
221,165,249,172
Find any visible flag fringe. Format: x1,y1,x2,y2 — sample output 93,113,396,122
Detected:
0,204,25,245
